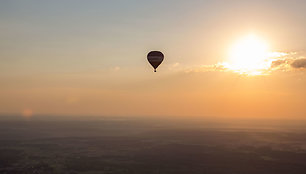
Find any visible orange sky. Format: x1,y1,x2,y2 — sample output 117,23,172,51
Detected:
1,1,306,119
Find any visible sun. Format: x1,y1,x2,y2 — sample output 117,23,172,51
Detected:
223,35,272,75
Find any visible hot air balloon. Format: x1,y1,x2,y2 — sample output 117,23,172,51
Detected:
147,51,164,72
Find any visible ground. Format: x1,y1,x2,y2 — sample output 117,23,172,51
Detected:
0,116,306,174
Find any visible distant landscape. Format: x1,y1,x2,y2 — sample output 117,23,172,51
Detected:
1,116,306,174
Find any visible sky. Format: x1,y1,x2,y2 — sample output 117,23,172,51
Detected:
1,0,306,119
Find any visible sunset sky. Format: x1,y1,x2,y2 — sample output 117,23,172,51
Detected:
1,0,306,119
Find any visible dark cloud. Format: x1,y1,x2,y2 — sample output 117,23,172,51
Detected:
291,59,306,69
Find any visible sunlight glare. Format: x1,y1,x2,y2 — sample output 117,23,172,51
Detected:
224,35,272,75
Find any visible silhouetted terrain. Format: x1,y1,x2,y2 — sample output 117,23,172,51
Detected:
0,116,306,174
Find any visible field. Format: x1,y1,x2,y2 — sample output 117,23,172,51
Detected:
0,116,306,174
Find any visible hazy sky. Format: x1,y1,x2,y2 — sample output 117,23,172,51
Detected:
1,0,306,119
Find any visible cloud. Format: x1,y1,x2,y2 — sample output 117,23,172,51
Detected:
270,52,306,71
291,58,306,69
167,62,181,71
186,51,306,75
270,59,291,72
110,66,120,72
172,62,180,68
271,59,286,68
184,63,227,73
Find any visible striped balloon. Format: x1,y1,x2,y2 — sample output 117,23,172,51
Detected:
147,51,164,72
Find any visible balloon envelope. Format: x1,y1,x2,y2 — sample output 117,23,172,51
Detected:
147,51,164,72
